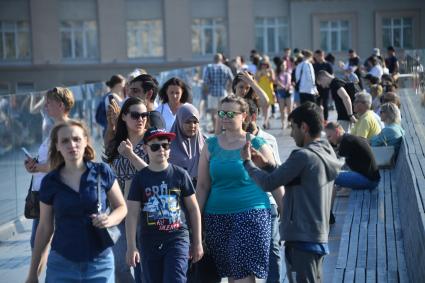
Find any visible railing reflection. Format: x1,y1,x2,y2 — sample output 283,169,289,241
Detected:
0,65,205,226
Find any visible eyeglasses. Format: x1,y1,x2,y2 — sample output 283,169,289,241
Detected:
148,142,170,152
129,111,149,120
217,110,241,119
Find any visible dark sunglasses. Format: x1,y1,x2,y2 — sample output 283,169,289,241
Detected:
129,111,149,120
148,142,170,152
217,110,241,119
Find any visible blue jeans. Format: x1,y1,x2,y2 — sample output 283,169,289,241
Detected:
30,218,39,249
267,204,282,283
335,171,380,190
46,249,115,283
141,237,189,283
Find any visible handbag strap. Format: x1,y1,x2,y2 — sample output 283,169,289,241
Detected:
97,165,102,213
297,62,304,84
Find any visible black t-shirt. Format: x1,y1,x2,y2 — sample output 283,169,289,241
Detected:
339,134,380,181
329,78,350,121
385,56,398,74
128,164,195,241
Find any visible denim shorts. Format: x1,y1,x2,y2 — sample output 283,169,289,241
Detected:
46,249,115,283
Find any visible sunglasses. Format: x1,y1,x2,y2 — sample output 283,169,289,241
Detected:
217,110,241,119
148,142,170,152
129,111,149,120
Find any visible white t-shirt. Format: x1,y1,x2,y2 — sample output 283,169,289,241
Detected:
156,103,175,132
32,137,49,191
257,128,281,206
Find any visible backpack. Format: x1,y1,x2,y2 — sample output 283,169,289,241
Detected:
343,81,361,102
95,95,108,128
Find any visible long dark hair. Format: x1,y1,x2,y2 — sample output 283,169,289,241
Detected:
104,97,146,163
158,77,192,104
232,72,260,108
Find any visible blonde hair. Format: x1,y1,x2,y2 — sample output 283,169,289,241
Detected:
46,87,75,113
370,84,383,98
49,120,95,169
380,102,401,124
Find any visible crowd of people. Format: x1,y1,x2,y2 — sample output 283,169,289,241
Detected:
23,45,405,283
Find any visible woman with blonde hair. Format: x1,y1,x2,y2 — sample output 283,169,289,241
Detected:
370,102,405,153
26,120,127,282
24,87,75,276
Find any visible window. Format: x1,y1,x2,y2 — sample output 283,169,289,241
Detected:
382,17,413,49
320,20,350,52
192,18,227,56
60,21,98,59
0,21,31,60
127,20,163,58
255,18,289,55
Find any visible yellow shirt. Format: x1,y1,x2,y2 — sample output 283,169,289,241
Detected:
351,110,381,139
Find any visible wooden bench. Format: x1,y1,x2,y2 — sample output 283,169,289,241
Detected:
330,88,425,282
332,169,409,283
393,89,425,283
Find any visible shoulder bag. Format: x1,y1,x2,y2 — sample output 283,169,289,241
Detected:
371,146,395,169
294,63,304,92
24,177,40,219
95,165,121,249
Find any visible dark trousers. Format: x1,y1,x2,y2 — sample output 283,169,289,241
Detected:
299,93,318,105
285,246,324,283
141,238,189,283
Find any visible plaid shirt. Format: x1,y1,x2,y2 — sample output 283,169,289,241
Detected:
202,63,234,97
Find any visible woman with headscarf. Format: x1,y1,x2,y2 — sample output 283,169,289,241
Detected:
169,103,205,186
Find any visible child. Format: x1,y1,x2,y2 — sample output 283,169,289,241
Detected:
126,127,203,283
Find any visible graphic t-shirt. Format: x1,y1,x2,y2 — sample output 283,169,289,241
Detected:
127,164,195,241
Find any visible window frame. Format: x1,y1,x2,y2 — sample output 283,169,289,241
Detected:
312,13,357,55
192,18,227,57
60,20,99,60
375,10,420,51
254,17,289,56
0,21,31,61
126,19,164,59
319,20,350,52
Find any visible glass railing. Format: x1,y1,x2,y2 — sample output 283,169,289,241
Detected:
0,65,205,226
403,49,425,99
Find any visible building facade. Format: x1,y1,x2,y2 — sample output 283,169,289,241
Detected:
0,0,424,94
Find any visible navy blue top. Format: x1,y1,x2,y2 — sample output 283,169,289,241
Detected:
39,161,116,262
128,164,195,243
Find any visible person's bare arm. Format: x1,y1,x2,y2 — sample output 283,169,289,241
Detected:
195,146,211,213
26,203,54,283
183,195,204,263
337,87,357,123
126,200,141,267
240,71,270,106
91,180,127,228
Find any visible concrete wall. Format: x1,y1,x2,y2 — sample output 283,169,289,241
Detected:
0,0,424,93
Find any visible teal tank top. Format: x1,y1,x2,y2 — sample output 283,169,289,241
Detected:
204,136,271,214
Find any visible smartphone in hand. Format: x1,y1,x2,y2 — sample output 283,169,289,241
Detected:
21,147,33,159
246,132,252,143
